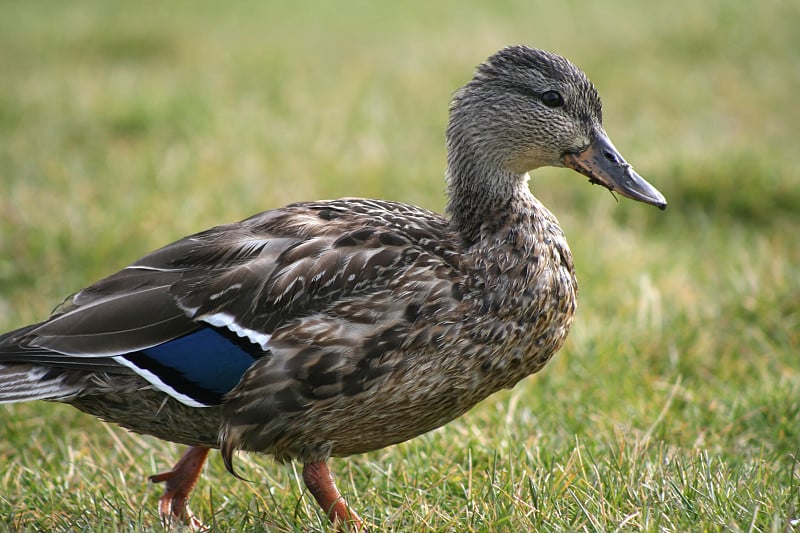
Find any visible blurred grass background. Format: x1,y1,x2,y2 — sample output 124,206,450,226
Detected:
0,0,798,531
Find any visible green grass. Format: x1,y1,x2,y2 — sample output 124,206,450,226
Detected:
1,0,798,531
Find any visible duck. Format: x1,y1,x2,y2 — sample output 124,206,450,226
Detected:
0,45,666,531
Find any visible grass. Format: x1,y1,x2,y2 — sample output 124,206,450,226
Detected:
0,0,798,531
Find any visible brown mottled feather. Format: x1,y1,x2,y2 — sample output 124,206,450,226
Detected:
219,193,576,464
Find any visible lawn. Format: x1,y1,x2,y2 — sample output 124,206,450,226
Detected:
0,1,798,531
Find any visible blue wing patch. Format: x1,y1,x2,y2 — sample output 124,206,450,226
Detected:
122,327,267,406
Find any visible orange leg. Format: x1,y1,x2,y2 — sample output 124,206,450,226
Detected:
303,460,366,532
149,445,210,530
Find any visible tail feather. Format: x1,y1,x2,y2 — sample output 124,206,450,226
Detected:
0,363,83,403
1,323,80,402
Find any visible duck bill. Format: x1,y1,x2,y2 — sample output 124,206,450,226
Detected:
561,130,667,210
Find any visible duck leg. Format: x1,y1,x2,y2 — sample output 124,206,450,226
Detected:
149,445,210,529
303,460,366,532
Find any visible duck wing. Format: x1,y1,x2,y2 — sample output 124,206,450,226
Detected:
0,199,461,408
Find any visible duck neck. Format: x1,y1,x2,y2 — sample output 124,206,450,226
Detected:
445,150,533,243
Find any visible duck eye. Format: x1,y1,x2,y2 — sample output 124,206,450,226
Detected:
541,90,564,108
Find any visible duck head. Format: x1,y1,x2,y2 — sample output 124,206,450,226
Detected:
447,45,666,210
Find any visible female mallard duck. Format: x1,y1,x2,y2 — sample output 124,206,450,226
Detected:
0,46,665,530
